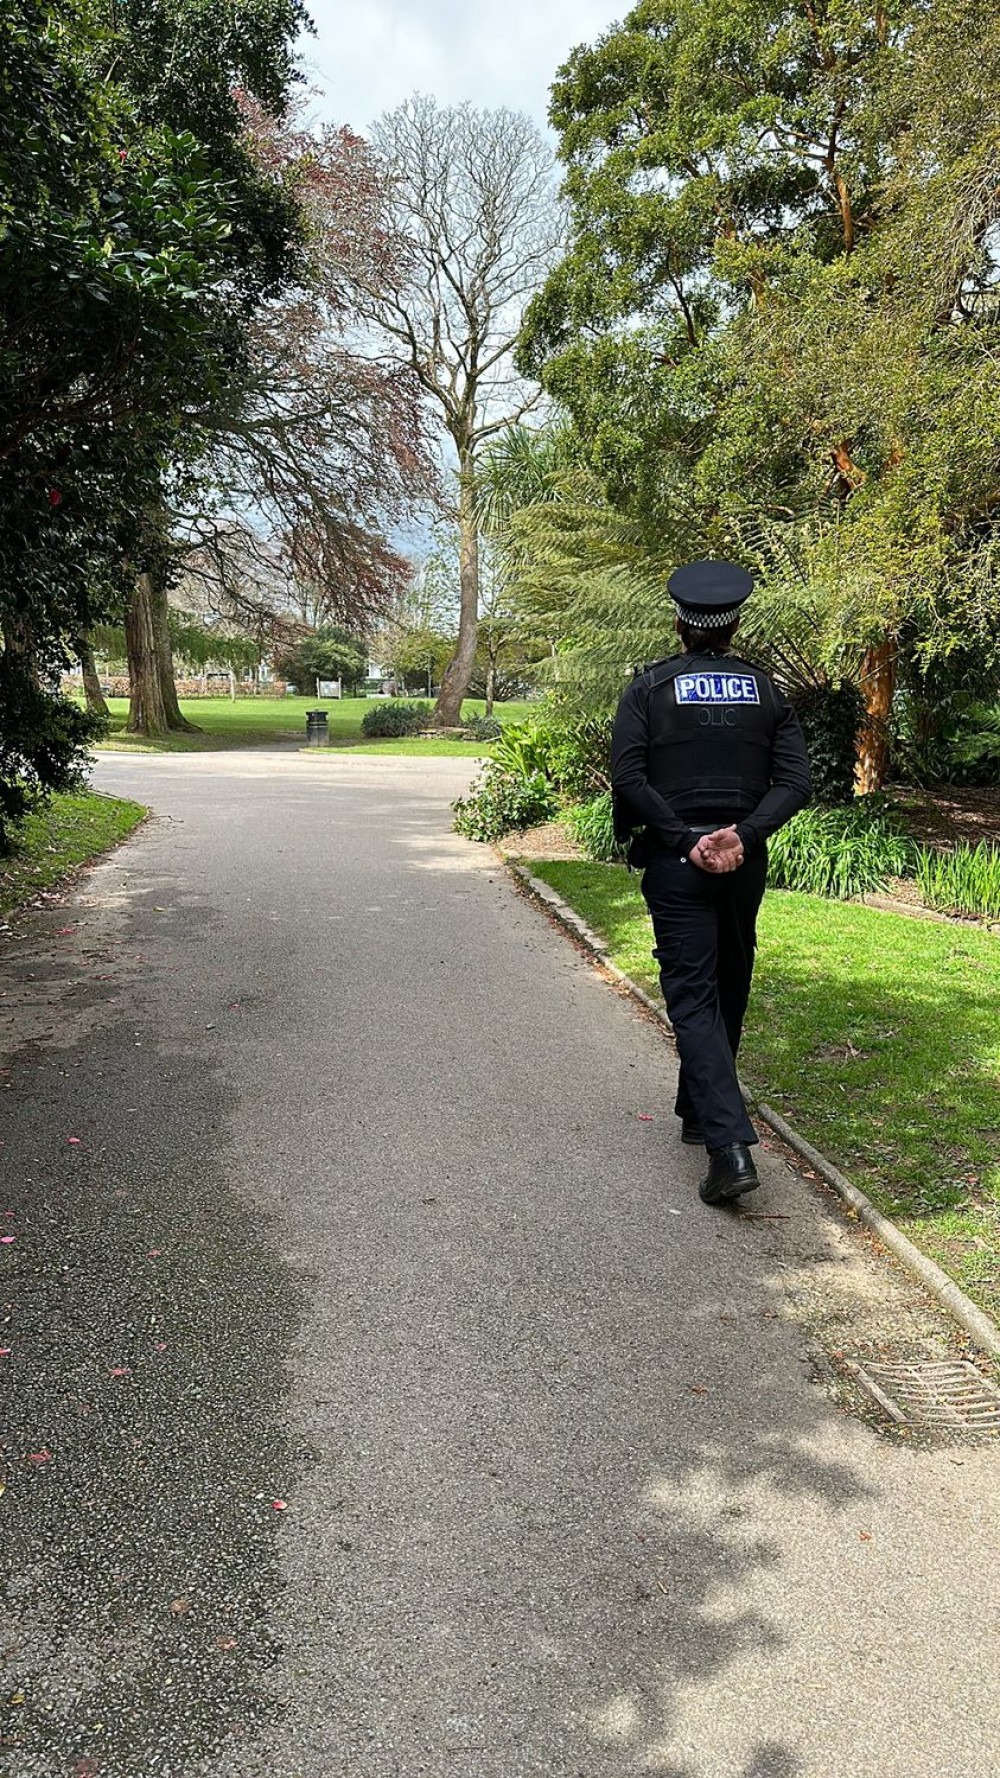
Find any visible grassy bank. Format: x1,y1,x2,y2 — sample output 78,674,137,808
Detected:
526,859,1000,1325
0,791,146,916
93,696,538,752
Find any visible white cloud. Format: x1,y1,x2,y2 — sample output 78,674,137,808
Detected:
299,0,623,133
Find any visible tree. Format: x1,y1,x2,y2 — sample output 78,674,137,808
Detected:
274,627,367,697
370,542,457,695
346,96,562,726
0,0,258,841
521,0,1000,790
81,0,310,738
130,103,435,734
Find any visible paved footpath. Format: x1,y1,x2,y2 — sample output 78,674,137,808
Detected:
1,751,998,1778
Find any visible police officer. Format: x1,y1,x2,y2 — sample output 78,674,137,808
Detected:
611,560,811,1205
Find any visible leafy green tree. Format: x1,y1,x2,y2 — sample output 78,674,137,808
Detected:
522,0,1000,788
84,0,310,737
274,627,367,697
0,0,251,840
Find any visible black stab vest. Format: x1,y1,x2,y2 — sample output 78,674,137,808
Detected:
637,653,782,820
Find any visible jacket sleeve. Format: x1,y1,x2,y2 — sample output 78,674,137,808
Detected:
611,680,699,857
735,692,811,855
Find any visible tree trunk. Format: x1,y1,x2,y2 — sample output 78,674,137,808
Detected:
151,574,198,731
854,636,897,794
833,170,855,254
126,573,171,735
127,571,200,735
485,654,496,718
77,637,109,718
433,447,479,726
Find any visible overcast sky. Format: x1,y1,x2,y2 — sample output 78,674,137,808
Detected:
299,1,624,135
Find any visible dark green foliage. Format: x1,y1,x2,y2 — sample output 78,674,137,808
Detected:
275,629,368,696
465,713,503,741
566,793,618,862
916,843,1000,921
0,654,105,850
791,682,865,805
0,0,307,824
360,701,430,738
767,798,915,899
940,705,1000,787
893,688,1000,788
452,763,557,843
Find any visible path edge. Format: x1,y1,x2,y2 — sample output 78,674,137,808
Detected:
504,855,1000,1363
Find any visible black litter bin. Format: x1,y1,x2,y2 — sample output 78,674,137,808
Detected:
305,709,329,747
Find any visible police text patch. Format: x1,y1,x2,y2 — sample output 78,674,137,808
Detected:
676,672,760,705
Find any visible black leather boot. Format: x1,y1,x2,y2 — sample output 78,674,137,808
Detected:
699,1142,759,1204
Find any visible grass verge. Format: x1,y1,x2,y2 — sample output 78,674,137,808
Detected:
525,858,1000,1325
93,696,537,752
312,737,492,758
0,791,146,917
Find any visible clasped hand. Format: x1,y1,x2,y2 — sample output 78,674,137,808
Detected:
689,825,744,874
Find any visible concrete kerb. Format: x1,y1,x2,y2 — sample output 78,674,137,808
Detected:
505,855,1000,1365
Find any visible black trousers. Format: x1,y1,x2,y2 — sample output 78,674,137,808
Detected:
641,848,768,1151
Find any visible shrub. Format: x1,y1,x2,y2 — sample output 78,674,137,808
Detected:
490,721,561,780
946,704,1000,786
545,715,612,800
452,762,557,842
360,700,430,738
915,842,1000,921
791,682,865,804
566,793,619,862
489,714,612,798
767,797,915,898
465,713,503,741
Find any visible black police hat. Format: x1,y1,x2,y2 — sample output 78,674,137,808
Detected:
668,559,754,629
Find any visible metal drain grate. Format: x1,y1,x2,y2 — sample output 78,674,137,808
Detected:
851,1360,1000,1430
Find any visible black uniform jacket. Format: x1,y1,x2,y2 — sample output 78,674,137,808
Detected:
611,651,811,861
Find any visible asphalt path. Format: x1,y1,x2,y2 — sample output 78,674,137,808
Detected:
1,749,998,1778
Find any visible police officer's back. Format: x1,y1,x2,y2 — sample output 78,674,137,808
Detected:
611,560,810,1205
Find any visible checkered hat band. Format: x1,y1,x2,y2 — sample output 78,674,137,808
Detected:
673,603,742,628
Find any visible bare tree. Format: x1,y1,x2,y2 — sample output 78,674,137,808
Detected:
354,96,562,725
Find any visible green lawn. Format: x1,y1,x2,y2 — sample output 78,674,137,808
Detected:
527,859,1000,1324
94,696,539,752
0,791,146,916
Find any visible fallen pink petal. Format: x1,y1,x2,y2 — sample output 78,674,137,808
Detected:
637,1114,653,1121
272,1499,287,1511
110,1367,131,1377
1,1236,15,1245
68,1137,81,1145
